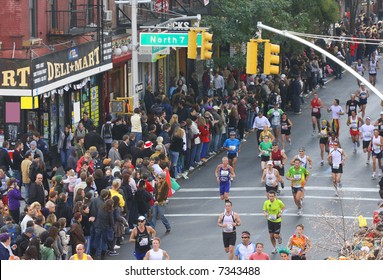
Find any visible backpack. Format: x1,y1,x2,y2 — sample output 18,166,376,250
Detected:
103,123,112,139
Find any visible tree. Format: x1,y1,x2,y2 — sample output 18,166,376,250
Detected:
202,0,340,68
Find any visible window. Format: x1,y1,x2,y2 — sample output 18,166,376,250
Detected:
29,0,37,37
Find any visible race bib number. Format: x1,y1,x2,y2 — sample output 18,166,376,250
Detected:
282,125,288,130
221,170,229,176
268,214,277,221
350,106,356,111
364,132,371,138
293,174,302,180
313,108,319,113
332,164,339,169
229,145,236,151
139,238,149,246
274,160,281,166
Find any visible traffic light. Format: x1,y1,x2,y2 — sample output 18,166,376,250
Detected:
263,42,280,75
246,40,258,74
187,30,198,59
201,31,213,60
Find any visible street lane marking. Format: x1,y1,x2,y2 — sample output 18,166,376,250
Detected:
165,212,373,220
177,186,379,192
170,195,380,202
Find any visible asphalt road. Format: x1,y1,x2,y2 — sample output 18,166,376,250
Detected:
112,65,383,260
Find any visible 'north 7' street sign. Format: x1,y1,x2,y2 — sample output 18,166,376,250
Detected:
140,33,202,47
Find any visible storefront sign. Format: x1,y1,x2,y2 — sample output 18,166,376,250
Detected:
0,37,113,97
166,20,191,32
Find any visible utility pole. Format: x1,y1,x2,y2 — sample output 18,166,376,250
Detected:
115,0,151,108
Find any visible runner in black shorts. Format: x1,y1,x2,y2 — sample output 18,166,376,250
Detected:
280,113,293,151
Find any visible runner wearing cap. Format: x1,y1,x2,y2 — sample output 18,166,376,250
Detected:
261,161,283,196
356,83,370,119
360,117,375,164
215,157,235,201
222,131,241,170
286,158,310,215
129,215,156,260
346,110,363,153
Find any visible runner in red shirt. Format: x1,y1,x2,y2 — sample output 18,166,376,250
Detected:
310,92,323,136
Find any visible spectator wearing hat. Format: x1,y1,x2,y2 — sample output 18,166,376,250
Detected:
139,141,155,159
0,232,14,260
108,140,122,166
27,140,44,163
15,226,34,257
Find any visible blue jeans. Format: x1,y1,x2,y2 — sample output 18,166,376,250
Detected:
169,150,180,178
60,149,70,169
213,133,222,152
195,143,203,163
134,132,142,144
247,111,256,130
94,228,107,257
23,183,30,201
85,236,91,254
150,203,171,230
201,142,209,159
13,170,21,184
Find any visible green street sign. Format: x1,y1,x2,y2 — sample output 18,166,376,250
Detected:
140,33,202,47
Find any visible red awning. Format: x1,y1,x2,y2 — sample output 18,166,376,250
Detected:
112,52,132,66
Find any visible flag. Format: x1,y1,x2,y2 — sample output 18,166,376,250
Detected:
166,170,181,197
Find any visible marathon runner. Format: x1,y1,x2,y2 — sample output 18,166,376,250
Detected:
262,191,285,254
129,216,157,260
369,54,379,86
234,231,256,260
270,142,287,189
287,224,313,260
290,147,313,170
353,58,366,86
356,83,370,119
217,200,241,260
327,140,347,194
259,135,273,170
252,111,271,146
267,103,284,141
286,158,309,216
346,110,363,153
222,131,241,171
369,129,383,180
261,161,283,196
319,119,331,166
374,111,383,137
280,113,293,151
327,98,344,137
359,116,375,165
345,94,359,117
310,92,323,136
215,157,235,201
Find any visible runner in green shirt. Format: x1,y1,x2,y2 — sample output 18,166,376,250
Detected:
259,135,273,170
262,191,285,254
286,158,310,216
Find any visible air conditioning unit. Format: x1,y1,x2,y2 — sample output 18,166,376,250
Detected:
104,10,112,22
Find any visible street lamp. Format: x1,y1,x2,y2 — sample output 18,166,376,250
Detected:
115,0,151,108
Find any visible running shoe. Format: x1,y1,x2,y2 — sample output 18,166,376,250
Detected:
114,245,120,250
353,148,357,153
271,248,277,254
297,209,303,216
241,139,247,142
320,160,324,166
372,172,376,180
366,160,370,165
281,182,285,189
278,236,283,244
108,251,119,256
312,131,315,136
357,141,360,147
338,183,342,190
288,138,292,145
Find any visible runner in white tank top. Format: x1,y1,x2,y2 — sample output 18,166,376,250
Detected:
143,238,170,260
369,129,383,179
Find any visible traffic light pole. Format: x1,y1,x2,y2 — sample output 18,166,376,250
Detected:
257,22,383,100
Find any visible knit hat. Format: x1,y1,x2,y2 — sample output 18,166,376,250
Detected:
54,175,63,183
144,141,153,149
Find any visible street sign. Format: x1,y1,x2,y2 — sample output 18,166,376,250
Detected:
135,83,144,94
140,33,202,47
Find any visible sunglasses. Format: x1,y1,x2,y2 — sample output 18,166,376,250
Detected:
138,220,145,223
242,236,249,239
